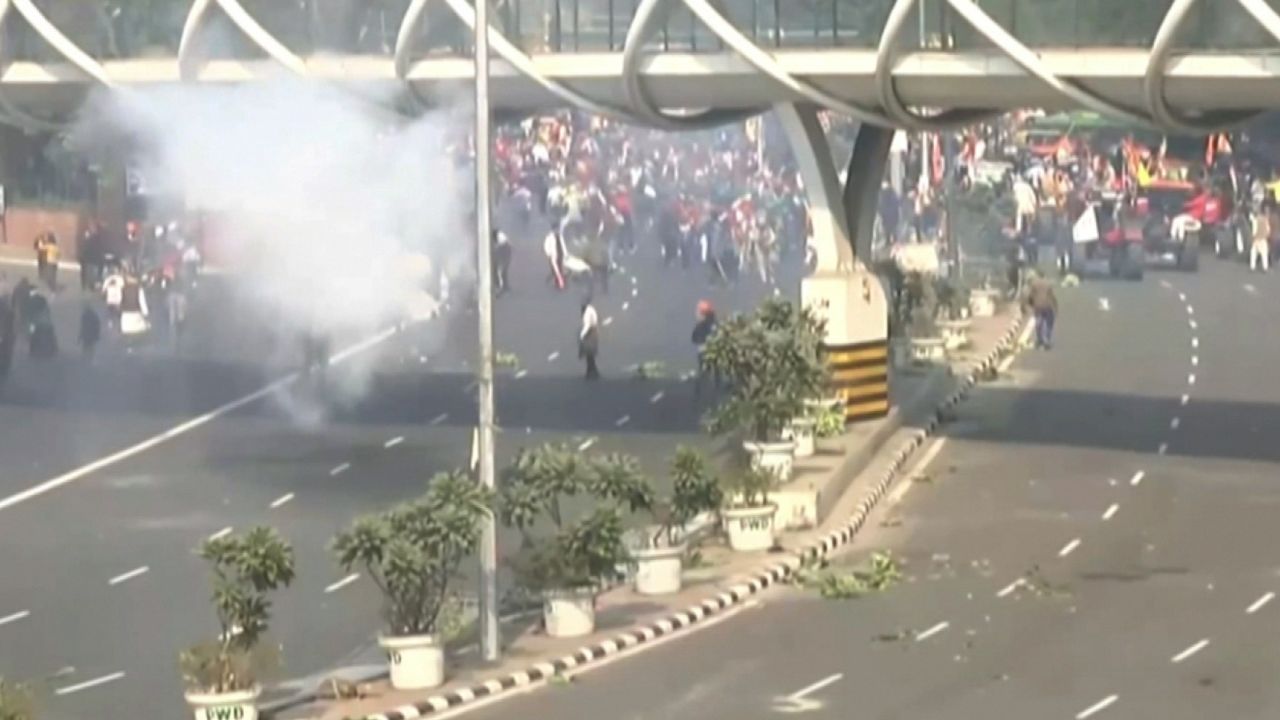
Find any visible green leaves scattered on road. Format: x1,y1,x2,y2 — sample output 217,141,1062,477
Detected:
0,677,34,720
792,552,903,600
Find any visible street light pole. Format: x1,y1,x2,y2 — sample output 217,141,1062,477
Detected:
473,0,500,663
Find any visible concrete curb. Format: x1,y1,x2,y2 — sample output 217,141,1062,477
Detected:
359,314,1029,720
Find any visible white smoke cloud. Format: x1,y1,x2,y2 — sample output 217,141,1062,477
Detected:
73,78,476,421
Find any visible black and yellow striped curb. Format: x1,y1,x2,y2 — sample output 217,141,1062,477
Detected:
362,315,1029,720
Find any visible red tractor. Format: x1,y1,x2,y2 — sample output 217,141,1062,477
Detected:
1098,181,1202,279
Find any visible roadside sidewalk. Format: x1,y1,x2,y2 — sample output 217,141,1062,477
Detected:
276,305,1026,720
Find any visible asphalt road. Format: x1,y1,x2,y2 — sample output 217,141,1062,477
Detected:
457,255,1280,720
0,218,802,720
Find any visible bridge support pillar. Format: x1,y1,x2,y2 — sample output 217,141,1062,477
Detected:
776,104,890,424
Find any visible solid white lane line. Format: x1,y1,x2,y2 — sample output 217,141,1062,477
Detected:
515,369,529,379
269,493,295,509
996,579,1025,598
1170,417,1181,430
1130,470,1146,486
1191,355,1199,366
0,610,30,627
1102,503,1119,521
324,573,359,594
889,438,949,505
429,413,448,426
915,621,949,642
384,436,404,449
1158,442,1168,455
1247,592,1275,614
547,351,560,362
615,415,631,427
1188,374,1197,385
1191,337,1199,348
1180,394,1190,406
55,672,126,696
208,526,233,541
650,391,665,404
577,437,597,452
108,566,149,586
1076,694,1119,719
1059,538,1082,557
0,326,409,514
1171,638,1210,663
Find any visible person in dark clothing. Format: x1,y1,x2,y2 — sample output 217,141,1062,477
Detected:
691,300,718,396
79,303,101,359
579,301,600,380
0,295,14,384
493,230,512,296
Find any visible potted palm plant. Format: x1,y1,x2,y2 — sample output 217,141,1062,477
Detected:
499,444,648,638
701,299,828,481
0,677,34,720
180,527,295,720
630,447,722,595
721,464,778,552
331,469,491,691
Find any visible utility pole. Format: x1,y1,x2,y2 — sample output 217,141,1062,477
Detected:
473,0,500,664
944,132,960,281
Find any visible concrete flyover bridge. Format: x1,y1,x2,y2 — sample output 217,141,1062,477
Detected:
10,0,1280,419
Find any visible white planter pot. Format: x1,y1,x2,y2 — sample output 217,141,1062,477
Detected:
743,440,796,482
543,587,596,638
909,337,946,364
722,504,778,552
938,319,972,351
784,417,816,458
185,687,260,720
379,633,445,690
633,543,685,595
969,290,997,318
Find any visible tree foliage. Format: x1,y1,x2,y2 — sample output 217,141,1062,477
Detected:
700,298,828,442
181,526,295,693
332,469,491,637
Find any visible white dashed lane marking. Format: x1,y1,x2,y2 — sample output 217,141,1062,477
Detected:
1158,442,1168,455
108,566,150,586
1186,305,1194,315
384,436,404,449
1190,319,1198,330
1130,470,1146,486
1059,538,1082,557
1180,394,1190,406
1188,374,1197,385
615,415,631,427
1102,503,1119,521
577,437,598,452
515,369,529,379
1248,592,1275,614
548,351,560,362
1171,638,1210,663
650,391,665,404
915,621,949,642
622,301,630,311
603,316,614,327
1076,694,1119,719
324,574,359,594
1191,337,1199,348
0,610,31,627
208,526,233,541
1245,283,1257,294
269,493,295,509
996,579,1025,598
55,672,126,696
329,462,351,476
1170,417,1181,430
1177,292,1187,301
429,413,448,426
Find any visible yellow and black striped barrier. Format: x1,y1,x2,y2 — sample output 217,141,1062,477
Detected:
825,339,890,423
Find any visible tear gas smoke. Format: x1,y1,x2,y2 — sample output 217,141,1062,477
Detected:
75,79,475,423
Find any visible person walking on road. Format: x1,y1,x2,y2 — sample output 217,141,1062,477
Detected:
1023,272,1058,350
493,230,512,296
691,300,719,396
579,299,600,380
79,303,101,360
544,222,567,290
1251,199,1272,272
